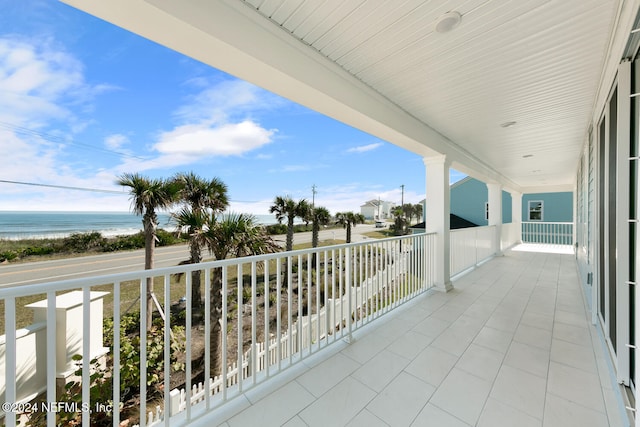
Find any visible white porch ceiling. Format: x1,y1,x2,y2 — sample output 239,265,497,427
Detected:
62,0,628,193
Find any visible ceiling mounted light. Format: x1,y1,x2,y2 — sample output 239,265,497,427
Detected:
522,154,533,158
500,121,517,128
435,11,462,33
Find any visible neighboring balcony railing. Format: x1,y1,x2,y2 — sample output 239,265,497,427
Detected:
522,221,573,245
450,225,497,277
0,233,435,427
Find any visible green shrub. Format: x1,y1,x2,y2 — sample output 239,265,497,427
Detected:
62,231,106,252
265,223,287,235
0,250,18,262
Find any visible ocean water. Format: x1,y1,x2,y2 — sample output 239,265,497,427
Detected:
0,211,281,240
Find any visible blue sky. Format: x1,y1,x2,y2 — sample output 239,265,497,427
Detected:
0,0,465,215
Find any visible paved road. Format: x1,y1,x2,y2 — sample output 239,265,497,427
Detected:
0,223,382,287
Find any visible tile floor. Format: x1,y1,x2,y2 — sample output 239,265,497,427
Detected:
203,246,627,427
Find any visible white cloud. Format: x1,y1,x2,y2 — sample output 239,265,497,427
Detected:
104,134,129,150
154,120,275,157
347,142,383,153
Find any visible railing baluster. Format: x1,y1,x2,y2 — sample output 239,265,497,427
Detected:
204,267,212,407
4,297,16,427
82,288,90,426
164,274,171,427
264,261,270,378
112,284,120,427
46,286,57,427
237,263,243,392
276,259,282,371
139,277,147,427
307,253,312,355
287,256,293,365
251,261,257,385
220,267,226,402
185,272,192,419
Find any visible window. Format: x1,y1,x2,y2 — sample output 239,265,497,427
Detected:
528,200,543,221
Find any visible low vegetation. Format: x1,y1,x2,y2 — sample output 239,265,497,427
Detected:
0,229,187,263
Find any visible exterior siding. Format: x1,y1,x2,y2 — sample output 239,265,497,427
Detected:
450,177,513,225
522,192,573,222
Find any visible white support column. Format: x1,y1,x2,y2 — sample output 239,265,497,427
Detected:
487,183,503,256
424,155,452,292
511,191,523,244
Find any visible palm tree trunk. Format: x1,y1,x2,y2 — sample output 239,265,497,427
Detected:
190,242,203,312
286,216,294,251
144,215,155,330
346,223,352,243
210,269,224,376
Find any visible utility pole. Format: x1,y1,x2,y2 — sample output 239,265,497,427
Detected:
400,184,404,211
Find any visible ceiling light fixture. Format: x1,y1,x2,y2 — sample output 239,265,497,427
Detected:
500,121,517,128
435,11,462,33
522,154,533,158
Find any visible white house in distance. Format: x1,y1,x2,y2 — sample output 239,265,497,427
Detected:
359,199,396,220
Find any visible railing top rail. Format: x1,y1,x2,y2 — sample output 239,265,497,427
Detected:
449,224,496,234
0,232,434,299
521,221,573,225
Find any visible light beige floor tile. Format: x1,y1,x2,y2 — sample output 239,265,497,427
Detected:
554,309,588,328
431,327,474,357
387,329,435,360
404,345,458,386
282,416,309,427
411,403,471,427
455,343,504,382
547,361,605,413
543,393,609,427
552,322,592,346
473,326,513,353
431,302,468,322
519,310,554,331
503,341,550,378
485,311,521,333
411,316,451,338
490,365,546,419
296,352,361,397
550,338,597,373
340,330,396,364
299,377,376,427
346,409,389,427
477,397,542,427
351,349,410,392
430,368,492,426
227,381,315,427
513,323,552,350
367,371,435,426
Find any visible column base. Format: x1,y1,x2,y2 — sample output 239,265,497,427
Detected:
434,281,454,293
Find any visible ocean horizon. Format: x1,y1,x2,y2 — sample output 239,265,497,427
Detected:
0,211,287,240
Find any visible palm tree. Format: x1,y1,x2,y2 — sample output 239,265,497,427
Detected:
335,211,365,243
311,206,331,249
117,173,178,330
203,213,279,375
403,203,416,225
269,196,311,251
392,206,405,235
173,173,229,310
414,203,424,224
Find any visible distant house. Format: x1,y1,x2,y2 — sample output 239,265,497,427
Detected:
418,176,572,228
360,200,396,220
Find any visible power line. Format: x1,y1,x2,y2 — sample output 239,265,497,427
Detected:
0,179,266,204
0,120,150,162
0,179,124,194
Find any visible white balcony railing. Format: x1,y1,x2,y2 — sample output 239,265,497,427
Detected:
522,221,573,245
0,232,436,427
450,225,497,277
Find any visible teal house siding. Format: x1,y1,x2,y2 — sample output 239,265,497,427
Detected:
522,192,573,222
450,177,512,225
